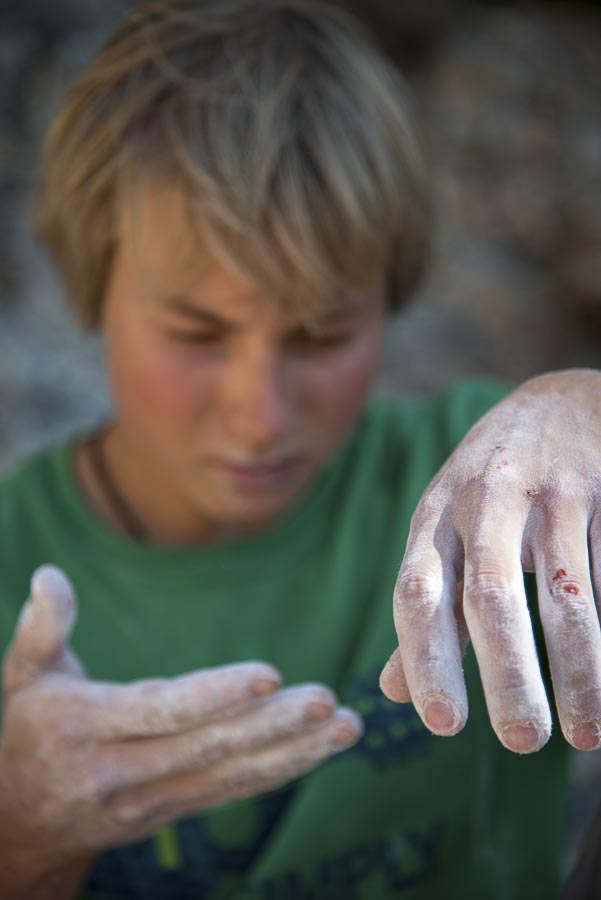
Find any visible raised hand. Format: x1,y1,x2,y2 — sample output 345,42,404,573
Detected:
380,369,601,754
0,565,361,897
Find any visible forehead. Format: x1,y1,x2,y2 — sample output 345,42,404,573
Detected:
117,179,383,324
119,182,202,290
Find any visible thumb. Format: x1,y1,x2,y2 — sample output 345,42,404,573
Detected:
3,565,82,693
379,647,411,703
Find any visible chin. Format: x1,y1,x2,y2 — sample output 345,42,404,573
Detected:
206,494,301,535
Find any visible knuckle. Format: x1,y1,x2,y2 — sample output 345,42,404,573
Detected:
549,590,589,618
54,746,109,805
394,572,441,609
214,766,249,799
410,489,445,527
481,453,520,484
565,679,601,708
112,799,144,826
202,727,236,764
549,576,586,604
470,586,510,608
130,680,189,731
77,763,108,805
465,578,510,607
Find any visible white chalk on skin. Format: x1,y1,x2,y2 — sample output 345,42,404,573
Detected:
18,564,77,635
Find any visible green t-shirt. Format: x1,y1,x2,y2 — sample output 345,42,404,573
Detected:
0,381,570,900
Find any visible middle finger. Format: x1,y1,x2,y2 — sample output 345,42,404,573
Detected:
463,509,551,753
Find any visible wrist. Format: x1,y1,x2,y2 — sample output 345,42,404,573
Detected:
0,848,94,900
0,819,94,900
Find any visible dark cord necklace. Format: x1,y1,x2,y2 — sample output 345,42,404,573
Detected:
87,433,148,541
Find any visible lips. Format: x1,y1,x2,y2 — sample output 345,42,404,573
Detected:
209,455,304,486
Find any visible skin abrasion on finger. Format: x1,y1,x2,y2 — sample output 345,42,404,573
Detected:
529,497,601,750
536,559,601,752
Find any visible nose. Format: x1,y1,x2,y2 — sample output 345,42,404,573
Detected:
222,347,293,453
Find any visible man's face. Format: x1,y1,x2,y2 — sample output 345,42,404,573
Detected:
101,190,386,542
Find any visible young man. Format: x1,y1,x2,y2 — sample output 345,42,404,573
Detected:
0,2,600,898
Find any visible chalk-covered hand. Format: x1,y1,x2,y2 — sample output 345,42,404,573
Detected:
380,369,601,754
0,566,361,899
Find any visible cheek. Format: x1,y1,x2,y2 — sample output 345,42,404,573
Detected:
109,334,210,430
301,336,382,439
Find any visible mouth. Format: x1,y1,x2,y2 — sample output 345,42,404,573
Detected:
209,455,305,486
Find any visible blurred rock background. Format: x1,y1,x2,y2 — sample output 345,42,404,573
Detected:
0,0,600,876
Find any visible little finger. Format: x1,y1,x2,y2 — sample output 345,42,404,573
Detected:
97,684,338,791
534,503,601,750
111,708,363,826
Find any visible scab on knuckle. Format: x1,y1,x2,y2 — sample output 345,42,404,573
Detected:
549,581,586,605
479,458,520,486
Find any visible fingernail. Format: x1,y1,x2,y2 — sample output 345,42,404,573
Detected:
305,701,334,723
423,698,459,734
570,722,601,751
333,723,361,748
331,711,364,749
250,677,281,698
501,723,544,754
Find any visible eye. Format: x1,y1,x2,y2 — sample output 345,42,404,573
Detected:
289,328,355,350
166,329,222,344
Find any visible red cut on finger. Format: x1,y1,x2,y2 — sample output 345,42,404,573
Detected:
534,502,601,751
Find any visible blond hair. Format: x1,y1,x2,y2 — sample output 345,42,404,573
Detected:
33,0,432,330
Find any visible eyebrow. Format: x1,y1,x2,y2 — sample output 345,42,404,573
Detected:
161,295,362,329
162,297,230,327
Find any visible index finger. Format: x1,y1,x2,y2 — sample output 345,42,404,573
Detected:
79,662,282,739
389,504,468,736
